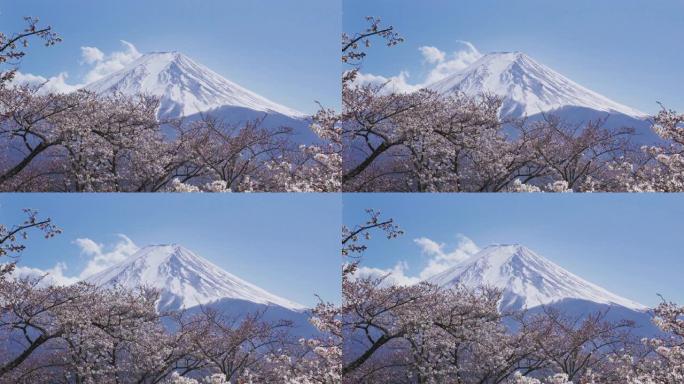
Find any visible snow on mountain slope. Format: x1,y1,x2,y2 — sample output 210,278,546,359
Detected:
428,244,646,311
86,244,305,311
84,51,305,119
429,52,648,120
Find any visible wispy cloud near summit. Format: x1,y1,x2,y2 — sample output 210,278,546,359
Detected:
354,41,482,93
354,234,480,286
12,41,142,93
12,235,139,286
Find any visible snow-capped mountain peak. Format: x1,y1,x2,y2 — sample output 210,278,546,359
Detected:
86,244,305,311
84,51,305,119
428,51,647,119
427,244,646,311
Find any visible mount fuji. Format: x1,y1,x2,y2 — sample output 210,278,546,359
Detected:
428,52,656,141
82,52,315,141
86,244,317,335
427,244,659,336
86,244,303,310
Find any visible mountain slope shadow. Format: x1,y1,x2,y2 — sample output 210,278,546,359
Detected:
163,298,319,339
505,298,661,338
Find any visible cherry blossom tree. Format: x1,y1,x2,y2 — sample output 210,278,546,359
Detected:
517,116,635,191
0,17,61,85
517,307,636,382
0,85,79,189
185,308,293,382
0,279,205,383
340,19,532,192
0,84,340,192
599,301,684,383
0,209,60,278
337,210,683,384
0,211,342,383
590,108,684,192
0,275,342,383
342,16,403,68
340,17,684,193
1,16,340,193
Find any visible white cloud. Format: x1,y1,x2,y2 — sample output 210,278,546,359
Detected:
419,46,446,64
414,234,480,279
352,234,480,287
354,262,421,287
74,237,102,255
8,235,139,286
80,46,105,64
355,40,483,93
11,40,142,92
424,41,482,85
75,234,139,278
353,70,421,94
12,71,81,94
12,263,80,287
82,40,141,84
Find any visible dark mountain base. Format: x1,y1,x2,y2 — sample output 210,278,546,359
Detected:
163,297,319,339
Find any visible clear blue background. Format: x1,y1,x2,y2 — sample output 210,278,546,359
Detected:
344,0,684,114
344,194,684,307
0,193,341,306
0,0,341,113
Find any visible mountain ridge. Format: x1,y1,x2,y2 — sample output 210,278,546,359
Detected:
85,244,305,312
427,244,646,312
429,51,647,119
83,51,306,119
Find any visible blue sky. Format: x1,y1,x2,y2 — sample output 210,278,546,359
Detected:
344,194,684,307
344,0,684,114
0,194,341,306
0,0,340,113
